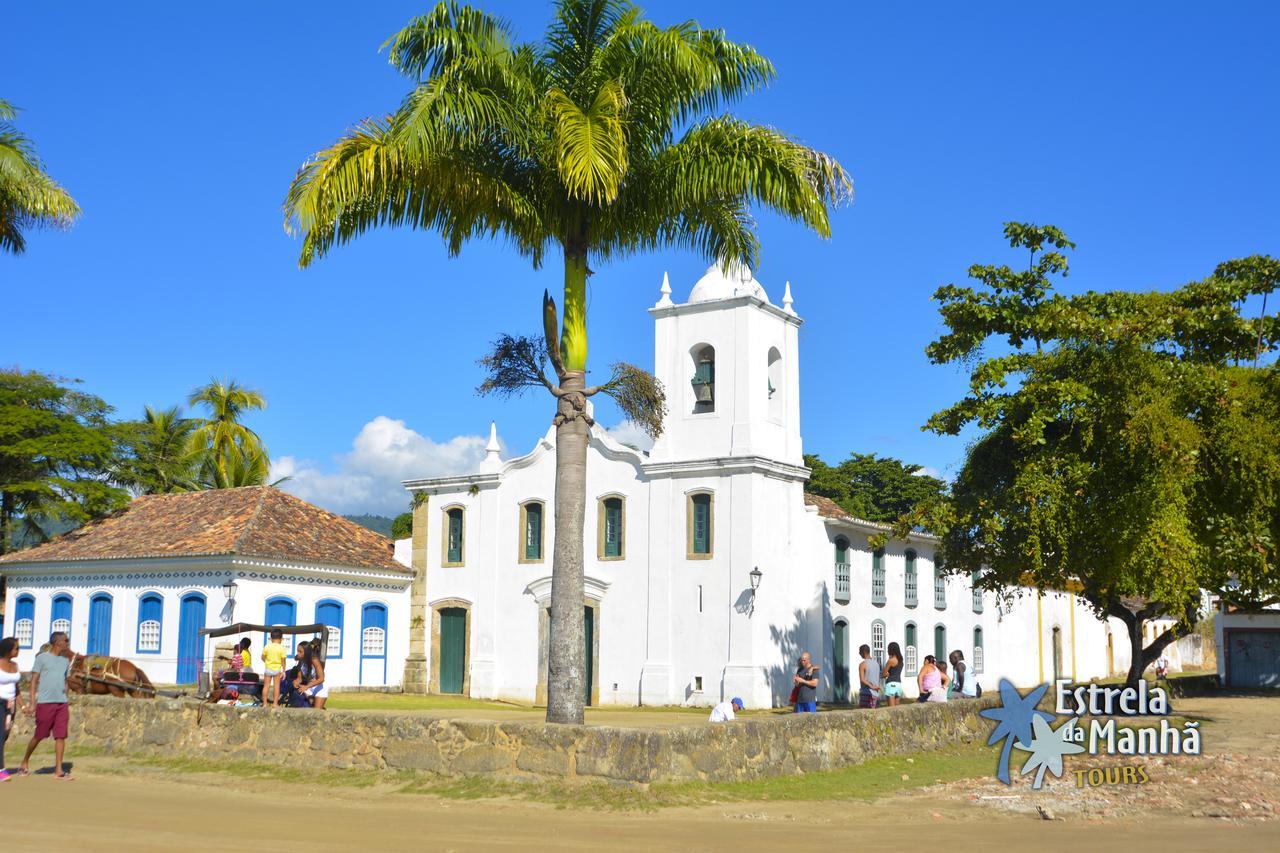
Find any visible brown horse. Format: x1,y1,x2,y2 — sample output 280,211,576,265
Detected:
55,646,156,699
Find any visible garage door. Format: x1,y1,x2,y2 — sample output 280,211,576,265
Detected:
1225,630,1280,688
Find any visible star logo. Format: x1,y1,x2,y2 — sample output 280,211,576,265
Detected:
1014,715,1085,789
979,678,1056,784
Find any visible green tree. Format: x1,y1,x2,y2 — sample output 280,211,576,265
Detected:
804,452,946,524
188,379,271,489
0,370,128,555
0,99,80,254
916,223,1280,686
285,0,850,722
114,405,202,494
391,511,414,540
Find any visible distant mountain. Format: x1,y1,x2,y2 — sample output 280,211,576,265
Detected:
343,514,394,537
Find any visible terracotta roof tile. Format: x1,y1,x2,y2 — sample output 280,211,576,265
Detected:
0,486,407,572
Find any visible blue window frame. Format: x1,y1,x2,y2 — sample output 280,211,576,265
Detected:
136,592,163,654
265,596,297,653
51,594,73,639
14,594,35,648
315,599,344,659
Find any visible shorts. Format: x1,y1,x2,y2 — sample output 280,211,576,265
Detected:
304,683,330,700
264,669,282,677
859,689,879,709
882,681,904,698
34,703,69,740
794,701,817,713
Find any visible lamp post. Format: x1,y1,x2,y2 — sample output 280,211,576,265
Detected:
222,579,238,623
749,566,763,616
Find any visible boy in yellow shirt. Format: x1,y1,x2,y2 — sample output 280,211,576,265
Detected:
262,630,288,707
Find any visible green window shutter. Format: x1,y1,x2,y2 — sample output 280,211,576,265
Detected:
447,509,463,563
525,503,542,560
691,494,711,554
604,499,622,558
905,622,916,648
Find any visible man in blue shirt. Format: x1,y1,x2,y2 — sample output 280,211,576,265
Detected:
19,631,73,780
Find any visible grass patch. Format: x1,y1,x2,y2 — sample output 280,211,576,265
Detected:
326,692,541,713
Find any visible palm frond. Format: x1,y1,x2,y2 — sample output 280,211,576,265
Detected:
543,80,628,203
383,0,516,80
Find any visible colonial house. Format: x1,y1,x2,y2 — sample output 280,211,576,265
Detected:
399,263,1137,708
0,486,412,688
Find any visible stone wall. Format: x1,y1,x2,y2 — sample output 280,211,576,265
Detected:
11,695,998,784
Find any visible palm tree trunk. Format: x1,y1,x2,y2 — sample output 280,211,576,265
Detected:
546,246,590,725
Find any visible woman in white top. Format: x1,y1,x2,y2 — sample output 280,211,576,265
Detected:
0,636,27,782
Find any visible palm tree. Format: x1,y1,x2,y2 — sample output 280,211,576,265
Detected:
285,0,851,723
188,380,269,489
0,99,80,254
116,405,202,494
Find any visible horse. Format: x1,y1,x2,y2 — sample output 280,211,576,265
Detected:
54,646,156,699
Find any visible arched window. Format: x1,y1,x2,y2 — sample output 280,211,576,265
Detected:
361,603,387,657
265,596,297,653
136,592,163,654
904,622,918,677
971,570,984,613
767,347,783,421
871,549,886,605
687,491,713,558
520,501,544,562
598,495,625,560
315,599,344,659
443,506,465,566
934,624,947,663
690,344,716,414
904,549,918,608
51,593,72,638
934,563,947,609
871,619,887,667
14,594,34,648
973,626,984,674
833,537,850,604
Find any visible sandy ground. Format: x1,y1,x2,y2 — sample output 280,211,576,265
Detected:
3,694,1278,852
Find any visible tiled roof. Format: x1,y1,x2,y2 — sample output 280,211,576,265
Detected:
803,492,939,542
0,486,408,572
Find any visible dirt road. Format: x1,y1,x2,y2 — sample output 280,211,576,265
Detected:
4,694,1277,852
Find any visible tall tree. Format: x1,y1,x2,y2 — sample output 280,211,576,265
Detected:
0,99,80,255
187,379,270,489
804,452,947,524
285,0,850,722
114,405,202,494
0,370,128,555
914,223,1280,686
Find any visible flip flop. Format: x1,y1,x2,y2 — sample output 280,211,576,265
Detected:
53,773,74,781
15,768,30,777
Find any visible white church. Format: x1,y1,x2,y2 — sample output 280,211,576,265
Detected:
1,263,1152,704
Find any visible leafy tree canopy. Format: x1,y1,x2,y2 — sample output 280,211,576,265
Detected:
804,452,947,525
391,511,414,539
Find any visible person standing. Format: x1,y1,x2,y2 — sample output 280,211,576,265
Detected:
19,631,73,780
881,642,905,706
708,697,744,722
857,644,882,709
261,630,288,708
793,651,819,713
1,637,29,782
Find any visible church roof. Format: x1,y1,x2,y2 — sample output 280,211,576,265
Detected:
687,260,771,304
0,486,408,572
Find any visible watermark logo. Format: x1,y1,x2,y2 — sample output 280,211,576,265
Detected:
980,678,1201,789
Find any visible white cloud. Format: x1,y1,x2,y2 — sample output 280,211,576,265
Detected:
272,416,492,516
599,419,655,452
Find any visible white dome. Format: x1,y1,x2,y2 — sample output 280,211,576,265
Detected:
687,260,770,304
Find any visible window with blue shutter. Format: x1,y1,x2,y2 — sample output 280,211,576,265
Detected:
690,493,712,556
446,507,464,564
524,502,543,561
265,596,297,653
316,599,344,659
603,497,623,558
136,592,163,654
51,594,72,639
15,595,35,648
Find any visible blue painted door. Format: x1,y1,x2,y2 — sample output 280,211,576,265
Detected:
87,593,113,655
177,593,207,684
360,603,388,686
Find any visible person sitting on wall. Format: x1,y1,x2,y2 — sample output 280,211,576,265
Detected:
709,697,744,722
293,642,328,710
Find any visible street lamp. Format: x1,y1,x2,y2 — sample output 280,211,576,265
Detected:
222,579,238,602
748,566,763,616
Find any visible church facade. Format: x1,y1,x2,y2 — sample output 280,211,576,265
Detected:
402,263,1136,707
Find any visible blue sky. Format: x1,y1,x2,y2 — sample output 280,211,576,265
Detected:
5,2,1277,515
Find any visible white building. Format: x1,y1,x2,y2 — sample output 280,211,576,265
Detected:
401,263,1135,708
0,486,412,688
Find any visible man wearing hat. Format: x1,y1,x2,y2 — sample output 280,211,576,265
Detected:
708,696,744,722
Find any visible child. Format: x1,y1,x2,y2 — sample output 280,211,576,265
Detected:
262,630,288,707
238,638,253,670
